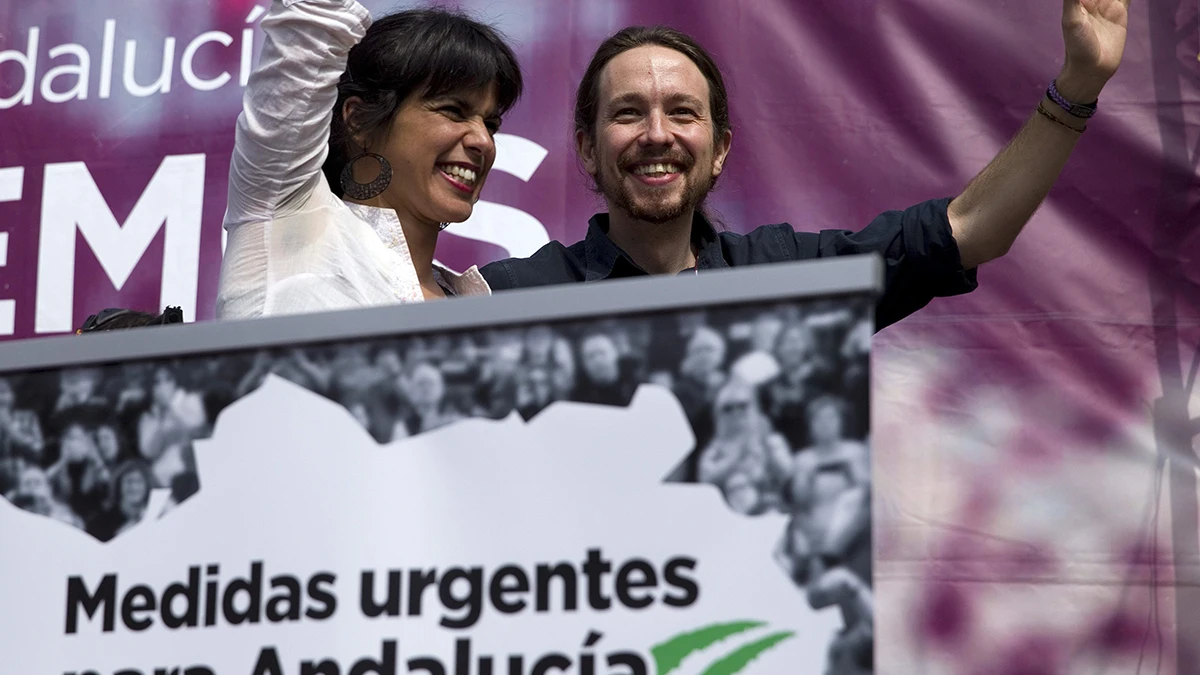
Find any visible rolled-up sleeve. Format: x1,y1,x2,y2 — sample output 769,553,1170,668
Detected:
225,0,371,228
810,198,978,330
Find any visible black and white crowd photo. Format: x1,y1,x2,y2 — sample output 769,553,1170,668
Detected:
0,297,872,672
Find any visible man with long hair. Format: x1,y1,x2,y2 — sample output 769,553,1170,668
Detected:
483,0,1131,331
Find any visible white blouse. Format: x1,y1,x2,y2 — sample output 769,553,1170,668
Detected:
216,0,490,321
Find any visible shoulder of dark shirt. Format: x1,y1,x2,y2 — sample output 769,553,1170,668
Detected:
712,222,817,265
480,238,588,290
709,197,952,266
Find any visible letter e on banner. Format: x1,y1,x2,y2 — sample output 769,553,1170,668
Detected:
35,155,204,333
0,166,23,335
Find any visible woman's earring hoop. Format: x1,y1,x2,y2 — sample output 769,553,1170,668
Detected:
340,149,391,200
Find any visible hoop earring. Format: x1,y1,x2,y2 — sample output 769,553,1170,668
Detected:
340,149,392,200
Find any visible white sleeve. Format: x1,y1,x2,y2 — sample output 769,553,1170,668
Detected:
224,0,372,228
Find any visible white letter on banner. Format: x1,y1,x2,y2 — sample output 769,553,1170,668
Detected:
35,156,204,333
451,133,550,258
182,31,233,92
122,37,177,97
40,43,91,103
0,167,23,335
0,27,38,109
99,20,116,99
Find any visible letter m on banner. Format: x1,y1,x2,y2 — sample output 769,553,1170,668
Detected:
35,155,204,333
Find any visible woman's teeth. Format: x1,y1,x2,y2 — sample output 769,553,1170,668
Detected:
440,165,477,185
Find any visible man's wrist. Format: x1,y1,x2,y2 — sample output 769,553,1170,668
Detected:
1053,67,1105,106
1048,80,1097,119
1037,96,1087,133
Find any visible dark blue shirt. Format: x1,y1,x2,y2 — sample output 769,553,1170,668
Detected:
480,197,977,330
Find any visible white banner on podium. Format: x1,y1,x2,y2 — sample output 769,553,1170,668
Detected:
0,258,880,675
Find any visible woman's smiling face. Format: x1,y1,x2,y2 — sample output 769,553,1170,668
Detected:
353,83,502,229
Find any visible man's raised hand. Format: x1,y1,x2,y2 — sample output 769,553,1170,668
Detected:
1058,0,1131,102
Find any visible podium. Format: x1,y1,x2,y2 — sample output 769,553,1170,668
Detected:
0,256,880,675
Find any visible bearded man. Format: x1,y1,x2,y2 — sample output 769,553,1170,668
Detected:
481,0,1130,329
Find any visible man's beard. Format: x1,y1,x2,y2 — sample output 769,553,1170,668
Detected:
599,155,714,225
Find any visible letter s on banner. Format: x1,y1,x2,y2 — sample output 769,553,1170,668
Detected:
450,133,549,258
35,155,205,333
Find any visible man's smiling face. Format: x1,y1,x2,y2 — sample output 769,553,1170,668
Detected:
578,45,732,225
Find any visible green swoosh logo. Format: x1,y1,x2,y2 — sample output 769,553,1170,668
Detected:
651,621,794,675
698,630,796,675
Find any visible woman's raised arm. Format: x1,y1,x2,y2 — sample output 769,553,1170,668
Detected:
225,0,371,226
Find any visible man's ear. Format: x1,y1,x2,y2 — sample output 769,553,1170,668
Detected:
712,128,733,178
576,129,598,176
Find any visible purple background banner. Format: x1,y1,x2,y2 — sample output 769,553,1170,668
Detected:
3,0,1199,671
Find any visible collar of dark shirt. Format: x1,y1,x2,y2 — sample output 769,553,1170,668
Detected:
582,211,730,281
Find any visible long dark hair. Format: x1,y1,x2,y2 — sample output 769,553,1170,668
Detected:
323,8,524,197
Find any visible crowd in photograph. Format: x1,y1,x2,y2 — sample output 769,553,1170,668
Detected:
0,361,220,540
1,299,872,670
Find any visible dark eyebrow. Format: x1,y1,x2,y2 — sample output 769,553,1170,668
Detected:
606,92,647,109
667,94,706,110
606,92,706,111
434,94,502,121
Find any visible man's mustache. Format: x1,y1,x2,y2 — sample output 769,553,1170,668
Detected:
619,152,693,171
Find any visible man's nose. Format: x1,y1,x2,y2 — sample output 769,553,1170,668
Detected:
641,109,673,147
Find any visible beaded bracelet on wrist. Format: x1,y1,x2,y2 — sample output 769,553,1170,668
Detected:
1047,79,1097,119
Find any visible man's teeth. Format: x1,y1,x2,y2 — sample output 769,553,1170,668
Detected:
440,165,477,185
633,163,681,176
